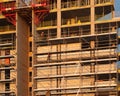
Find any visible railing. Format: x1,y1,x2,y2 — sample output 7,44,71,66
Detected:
62,16,90,25
36,49,116,63
95,26,117,34
35,31,57,42
94,0,113,5
0,38,13,44
95,80,116,86
0,25,15,32
61,0,90,9
61,29,90,37
49,3,57,10
38,20,57,27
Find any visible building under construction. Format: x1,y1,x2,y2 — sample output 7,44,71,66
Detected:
0,0,120,96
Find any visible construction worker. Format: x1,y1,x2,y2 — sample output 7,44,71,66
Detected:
47,53,51,62
40,31,45,40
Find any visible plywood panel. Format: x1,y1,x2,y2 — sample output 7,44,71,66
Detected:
51,54,57,60
37,54,57,62
95,49,115,57
1,50,5,56
67,43,81,51
81,51,90,58
10,58,15,64
37,45,57,53
82,65,91,73
37,80,51,88
10,50,16,55
83,93,95,96
61,52,80,60
1,59,5,65
51,45,57,52
95,63,116,72
1,71,5,80
10,70,16,79
61,44,67,51
37,67,56,76
66,78,80,87
10,83,16,92
0,83,4,91
37,68,50,76
37,55,47,61
61,65,80,75
37,80,56,88
82,77,94,86
63,95,78,96
37,46,50,53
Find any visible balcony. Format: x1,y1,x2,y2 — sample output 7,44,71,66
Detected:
94,0,113,5
0,25,15,33
62,16,90,26
61,0,90,9
0,38,14,47
38,20,57,28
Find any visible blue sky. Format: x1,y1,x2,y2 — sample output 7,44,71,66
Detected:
114,0,120,17
115,0,120,11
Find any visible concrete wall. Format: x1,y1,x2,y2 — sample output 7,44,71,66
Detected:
16,14,29,96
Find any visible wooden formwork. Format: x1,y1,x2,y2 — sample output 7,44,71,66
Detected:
66,77,80,87
36,66,56,76
0,83,5,92
0,71,5,80
37,79,56,89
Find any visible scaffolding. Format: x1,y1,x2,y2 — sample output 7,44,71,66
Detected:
0,0,49,26
0,0,50,96
0,33,16,96
0,0,120,96
33,21,119,95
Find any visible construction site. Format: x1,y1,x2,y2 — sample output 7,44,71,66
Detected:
0,0,120,96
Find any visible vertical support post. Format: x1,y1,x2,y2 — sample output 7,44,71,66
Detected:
16,13,29,96
57,0,61,38
90,0,95,35
56,44,61,96
32,0,36,95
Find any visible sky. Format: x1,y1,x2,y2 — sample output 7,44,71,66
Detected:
114,0,120,17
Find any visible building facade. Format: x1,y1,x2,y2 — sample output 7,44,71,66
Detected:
0,0,120,96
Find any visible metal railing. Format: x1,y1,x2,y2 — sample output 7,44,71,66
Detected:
38,19,57,27
94,0,113,5
0,38,14,44
35,31,57,42
61,29,90,37
61,0,90,9
0,25,15,32
62,16,90,25
95,26,117,34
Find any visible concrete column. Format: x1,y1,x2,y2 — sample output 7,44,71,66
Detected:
32,2,36,96
90,0,95,35
16,13,29,96
57,0,61,38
